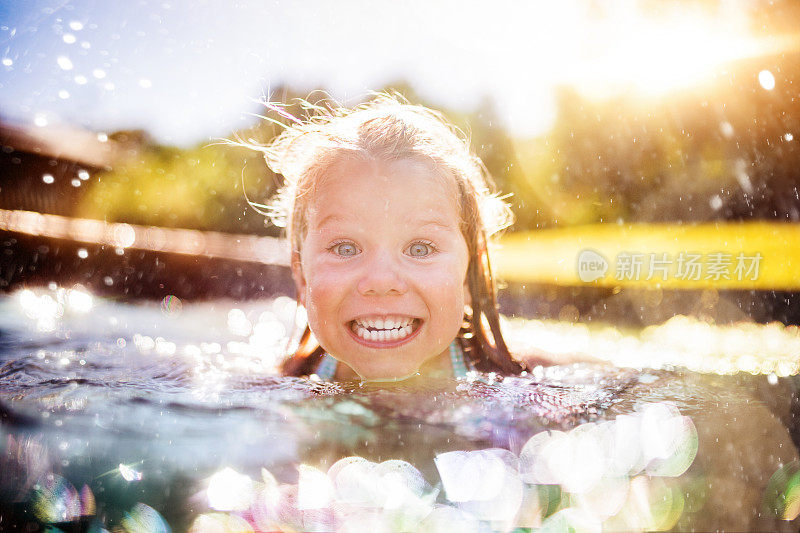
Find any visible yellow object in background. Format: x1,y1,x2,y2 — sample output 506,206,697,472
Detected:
496,222,800,290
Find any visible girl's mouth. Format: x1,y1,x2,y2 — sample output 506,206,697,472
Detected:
348,315,422,346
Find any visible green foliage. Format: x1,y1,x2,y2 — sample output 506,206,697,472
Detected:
78,130,278,235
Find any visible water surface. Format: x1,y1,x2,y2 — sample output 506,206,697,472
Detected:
1,287,798,532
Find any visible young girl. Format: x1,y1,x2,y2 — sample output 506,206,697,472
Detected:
257,94,526,381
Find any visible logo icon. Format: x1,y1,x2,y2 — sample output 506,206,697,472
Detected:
577,249,609,282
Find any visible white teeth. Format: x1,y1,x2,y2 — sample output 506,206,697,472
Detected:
355,316,414,330
351,320,417,342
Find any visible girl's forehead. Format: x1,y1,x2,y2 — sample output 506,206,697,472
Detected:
306,157,460,219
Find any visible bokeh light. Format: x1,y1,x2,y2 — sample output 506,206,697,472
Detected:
207,467,255,512
121,503,171,533
160,295,183,316
764,461,800,521
183,403,698,532
31,473,80,523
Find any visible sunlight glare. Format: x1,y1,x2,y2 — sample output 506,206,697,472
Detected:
542,5,777,100
66,286,93,313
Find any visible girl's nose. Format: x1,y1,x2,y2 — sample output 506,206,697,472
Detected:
357,251,408,296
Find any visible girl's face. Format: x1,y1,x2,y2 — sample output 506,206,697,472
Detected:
294,157,470,380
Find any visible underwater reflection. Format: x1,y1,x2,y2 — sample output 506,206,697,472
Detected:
179,402,699,531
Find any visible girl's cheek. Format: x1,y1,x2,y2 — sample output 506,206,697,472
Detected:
417,258,468,284
305,266,355,296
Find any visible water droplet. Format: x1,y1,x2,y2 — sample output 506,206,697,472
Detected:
160,295,183,316
758,70,776,91
34,114,48,127
785,133,794,142
71,178,81,187
57,56,73,70
77,248,88,259
68,21,84,31
92,68,105,79
97,133,108,142
2,58,12,67
138,78,152,88
62,33,76,44
42,174,54,184
74,75,87,85
78,169,89,180
58,89,69,99
80,41,90,49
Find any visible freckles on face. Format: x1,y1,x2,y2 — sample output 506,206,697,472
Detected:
295,157,470,380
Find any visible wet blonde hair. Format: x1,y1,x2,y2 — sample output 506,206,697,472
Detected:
252,94,524,376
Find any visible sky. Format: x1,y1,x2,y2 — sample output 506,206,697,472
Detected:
0,0,777,146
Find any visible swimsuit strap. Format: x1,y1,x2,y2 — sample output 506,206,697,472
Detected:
449,338,469,378
313,340,470,381
314,351,339,381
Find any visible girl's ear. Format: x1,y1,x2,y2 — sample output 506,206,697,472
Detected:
291,249,306,307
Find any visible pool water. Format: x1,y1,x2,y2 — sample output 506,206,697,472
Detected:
1,286,799,532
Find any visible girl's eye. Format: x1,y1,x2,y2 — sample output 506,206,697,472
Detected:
332,242,360,257
407,242,434,257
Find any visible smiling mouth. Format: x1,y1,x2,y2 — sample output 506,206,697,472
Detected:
348,315,422,343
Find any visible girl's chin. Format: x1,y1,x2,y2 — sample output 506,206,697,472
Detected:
341,350,453,382
355,369,421,383
337,355,422,382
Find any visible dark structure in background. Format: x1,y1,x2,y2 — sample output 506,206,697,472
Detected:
0,121,120,216
0,121,292,300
